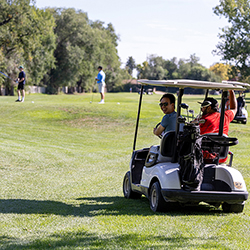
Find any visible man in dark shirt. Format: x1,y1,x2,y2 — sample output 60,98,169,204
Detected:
16,65,26,102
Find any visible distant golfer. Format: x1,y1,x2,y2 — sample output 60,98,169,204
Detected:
95,66,106,104
15,65,26,102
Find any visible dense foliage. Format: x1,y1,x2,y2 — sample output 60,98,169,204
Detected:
46,8,130,93
136,54,221,82
0,0,56,94
213,0,250,80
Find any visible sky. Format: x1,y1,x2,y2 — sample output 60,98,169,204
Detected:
35,0,229,69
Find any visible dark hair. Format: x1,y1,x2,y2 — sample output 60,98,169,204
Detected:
98,66,103,70
160,93,176,107
199,97,219,112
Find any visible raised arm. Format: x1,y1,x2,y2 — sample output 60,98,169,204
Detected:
228,90,237,116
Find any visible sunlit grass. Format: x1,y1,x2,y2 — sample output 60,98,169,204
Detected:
0,92,249,249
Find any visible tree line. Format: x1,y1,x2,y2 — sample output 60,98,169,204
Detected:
0,0,250,95
127,54,230,82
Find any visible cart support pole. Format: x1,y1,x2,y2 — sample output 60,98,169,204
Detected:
219,91,228,136
133,85,144,151
176,88,184,135
172,88,184,163
205,89,209,99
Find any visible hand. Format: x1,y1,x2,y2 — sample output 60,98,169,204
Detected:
153,127,157,134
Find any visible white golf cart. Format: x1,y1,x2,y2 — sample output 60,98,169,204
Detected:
123,79,249,213
222,81,248,124
234,92,248,124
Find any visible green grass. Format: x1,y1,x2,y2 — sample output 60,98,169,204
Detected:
0,92,249,249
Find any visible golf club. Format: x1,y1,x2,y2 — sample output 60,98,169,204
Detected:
0,71,18,83
180,103,189,122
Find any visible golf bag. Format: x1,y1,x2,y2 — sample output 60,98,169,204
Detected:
178,123,204,191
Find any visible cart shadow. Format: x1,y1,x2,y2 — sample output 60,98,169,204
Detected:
0,196,223,217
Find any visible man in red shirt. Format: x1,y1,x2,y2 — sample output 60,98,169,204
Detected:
199,90,237,135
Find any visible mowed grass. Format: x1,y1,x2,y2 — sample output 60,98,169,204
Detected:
0,92,249,250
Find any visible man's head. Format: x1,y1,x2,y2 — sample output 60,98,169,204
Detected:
159,93,175,114
199,97,219,115
98,66,102,71
19,65,24,71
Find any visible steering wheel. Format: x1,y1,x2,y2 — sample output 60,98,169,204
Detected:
155,122,162,139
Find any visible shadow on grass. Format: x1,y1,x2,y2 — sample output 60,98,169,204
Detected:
0,196,222,217
0,231,221,250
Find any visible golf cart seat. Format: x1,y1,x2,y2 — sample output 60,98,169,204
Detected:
201,133,238,166
144,131,175,167
160,130,175,157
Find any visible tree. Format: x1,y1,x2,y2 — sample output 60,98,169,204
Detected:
0,0,56,93
213,0,250,80
209,63,231,80
187,65,221,82
25,8,56,85
47,8,123,93
164,57,178,79
136,55,168,80
126,56,136,76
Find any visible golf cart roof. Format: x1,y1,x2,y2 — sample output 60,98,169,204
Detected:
138,79,250,91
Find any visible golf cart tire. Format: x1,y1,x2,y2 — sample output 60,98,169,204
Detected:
123,171,141,199
242,121,247,124
149,181,167,212
222,202,244,213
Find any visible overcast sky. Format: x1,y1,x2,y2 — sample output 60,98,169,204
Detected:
36,0,229,68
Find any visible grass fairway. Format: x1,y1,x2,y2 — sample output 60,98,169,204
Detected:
0,92,249,250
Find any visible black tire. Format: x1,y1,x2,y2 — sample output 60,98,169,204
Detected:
242,121,247,124
123,171,141,199
222,202,244,213
149,181,167,212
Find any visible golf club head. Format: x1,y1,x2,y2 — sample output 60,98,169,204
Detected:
189,109,194,119
180,103,189,109
177,116,186,124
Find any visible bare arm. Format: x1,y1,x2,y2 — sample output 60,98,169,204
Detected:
153,124,165,136
228,90,237,116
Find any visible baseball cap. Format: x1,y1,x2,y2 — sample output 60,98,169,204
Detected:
19,65,24,69
198,97,219,111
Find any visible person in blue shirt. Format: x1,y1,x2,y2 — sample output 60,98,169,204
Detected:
153,93,177,137
95,66,106,104
15,65,26,102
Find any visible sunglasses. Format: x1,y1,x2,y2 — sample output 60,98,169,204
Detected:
159,102,168,107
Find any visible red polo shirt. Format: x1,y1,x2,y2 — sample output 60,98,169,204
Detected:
199,110,235,135
200,110,235,163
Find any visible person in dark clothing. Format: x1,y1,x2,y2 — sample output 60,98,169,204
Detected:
15,65,26,102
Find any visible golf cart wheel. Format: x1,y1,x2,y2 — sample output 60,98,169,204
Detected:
149,181,167,212
242,120,247,124
222,202,244,213
123,171,141,199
